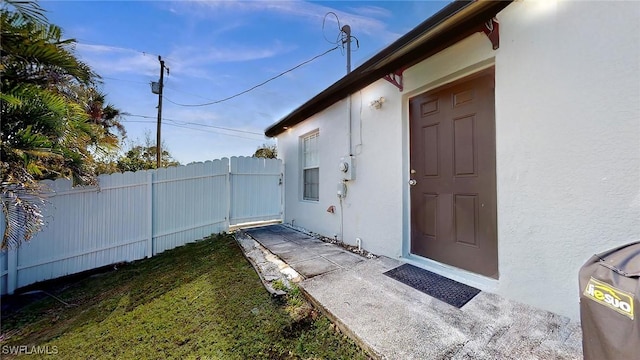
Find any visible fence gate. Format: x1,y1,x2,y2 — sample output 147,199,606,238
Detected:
229,156,283,225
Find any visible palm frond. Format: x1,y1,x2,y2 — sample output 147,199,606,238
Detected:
1,0,48,24
1,12,94,86
1,1,127,249
0,92,22,106
1,181,47,250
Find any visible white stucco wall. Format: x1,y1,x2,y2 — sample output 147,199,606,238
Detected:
493,0,640,319
279,31,497,259
276,0,640,320
279,100,349,245
279,80,406,258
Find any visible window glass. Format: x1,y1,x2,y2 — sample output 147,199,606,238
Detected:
302,132,319,201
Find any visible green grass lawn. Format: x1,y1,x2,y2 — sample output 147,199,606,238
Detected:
0,233,368,359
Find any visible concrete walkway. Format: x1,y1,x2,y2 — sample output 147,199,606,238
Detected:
240,224,583,360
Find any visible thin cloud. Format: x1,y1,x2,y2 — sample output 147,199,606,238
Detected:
170,42,291,65
74,41,292,81
172,0,399,38
75,43,148,55
163,41,294,81
75,43,158,76
347,5,393,19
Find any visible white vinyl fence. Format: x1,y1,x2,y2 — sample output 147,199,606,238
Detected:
0,157,282,295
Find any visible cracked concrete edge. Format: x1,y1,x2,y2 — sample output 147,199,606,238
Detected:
236,238,285,296
298,282,382,360
233,230,302,297
236,228,380,358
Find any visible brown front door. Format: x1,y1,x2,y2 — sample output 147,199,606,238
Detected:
409,68,498,278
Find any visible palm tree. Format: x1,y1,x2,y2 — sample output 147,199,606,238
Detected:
0,0,117,249
253,144,278,159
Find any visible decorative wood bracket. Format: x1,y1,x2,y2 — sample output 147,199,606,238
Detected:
384,68,406,92
383,17,499,91
481,17,500,50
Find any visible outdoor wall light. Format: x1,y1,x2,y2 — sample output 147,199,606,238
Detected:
370,97,385,110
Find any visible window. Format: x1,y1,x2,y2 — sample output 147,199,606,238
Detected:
302,131,319,201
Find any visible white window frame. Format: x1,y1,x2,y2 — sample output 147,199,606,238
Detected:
301,130,319,201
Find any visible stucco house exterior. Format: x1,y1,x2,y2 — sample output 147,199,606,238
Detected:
265,0,639,320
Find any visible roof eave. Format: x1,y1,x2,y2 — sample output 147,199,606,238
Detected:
265,0,511,138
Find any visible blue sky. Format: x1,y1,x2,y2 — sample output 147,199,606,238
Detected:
41,0,449,164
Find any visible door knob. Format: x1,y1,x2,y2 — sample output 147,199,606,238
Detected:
409,179,417,186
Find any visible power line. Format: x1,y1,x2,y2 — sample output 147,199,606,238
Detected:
164,46,340,107
101,76,150,85
322,12,360,57
322,12,343,46
84,43,340,106
170,120,264,135
159,123,264,141
121,120,265,141
163,86,216,101
98,78,216,103
126,114,264,135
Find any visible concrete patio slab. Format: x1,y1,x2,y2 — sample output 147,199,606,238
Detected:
277,250,319,264
297,241,336,253
242,224,583,360
324,251,364,269
265,241,305,255
289,238,326,247
283,232,315,241
243,227,276,237
290,257,341,278
252,234,288,246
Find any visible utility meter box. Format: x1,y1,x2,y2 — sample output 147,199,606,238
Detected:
151,81,160,95
339,156,355,181
336,182,347,199
579,241,640,360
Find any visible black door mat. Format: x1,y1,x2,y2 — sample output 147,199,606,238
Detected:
383,264,480,308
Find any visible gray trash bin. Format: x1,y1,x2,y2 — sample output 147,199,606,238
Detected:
579,241,640,360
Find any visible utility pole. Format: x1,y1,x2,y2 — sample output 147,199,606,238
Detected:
156,56,165,168
342,24,351,74
342,24,353,155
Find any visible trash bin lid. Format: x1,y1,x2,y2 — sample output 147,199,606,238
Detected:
596,241,640,277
